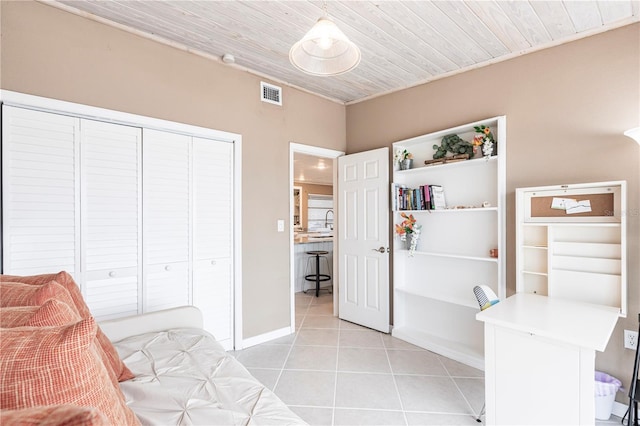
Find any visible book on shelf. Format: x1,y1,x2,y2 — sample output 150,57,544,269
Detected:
391,183,446,211
431,185,446,210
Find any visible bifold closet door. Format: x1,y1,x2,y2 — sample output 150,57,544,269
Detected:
2,106,80,277
142,129,191,312
192,137,233,348
81,119,142,320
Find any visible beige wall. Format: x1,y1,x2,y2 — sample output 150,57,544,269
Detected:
0,1,346,339
347,23,640,402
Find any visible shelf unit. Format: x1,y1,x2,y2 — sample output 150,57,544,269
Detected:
391,116,506,370
516,181,627,316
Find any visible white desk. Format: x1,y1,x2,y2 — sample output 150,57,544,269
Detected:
476,294,619,425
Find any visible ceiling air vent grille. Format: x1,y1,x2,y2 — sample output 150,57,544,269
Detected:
261,82,282,106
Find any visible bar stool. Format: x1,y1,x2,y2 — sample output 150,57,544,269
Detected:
304,250,332,297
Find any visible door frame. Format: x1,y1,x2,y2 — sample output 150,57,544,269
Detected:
289,143,344,331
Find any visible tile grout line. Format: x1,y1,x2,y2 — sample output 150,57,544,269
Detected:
272,296,311,393
330,309,343,426
438,356,480,421
383,333,409,426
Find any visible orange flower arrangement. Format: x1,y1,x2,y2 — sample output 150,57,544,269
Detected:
395,212,417,237
396,212,421,256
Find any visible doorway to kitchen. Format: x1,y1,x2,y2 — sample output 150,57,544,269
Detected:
289,143,343,333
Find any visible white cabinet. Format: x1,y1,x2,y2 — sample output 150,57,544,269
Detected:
477,293,619,425
81,119,142,319
391,116,506,369
516,181,627,316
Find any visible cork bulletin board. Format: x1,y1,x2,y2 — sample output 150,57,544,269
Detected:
530,193,614,218
523,184,622,223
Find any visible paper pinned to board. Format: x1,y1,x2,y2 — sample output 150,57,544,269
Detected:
565,199,592,214
551,198,576,210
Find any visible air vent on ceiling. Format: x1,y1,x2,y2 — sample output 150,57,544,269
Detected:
261,82,282,106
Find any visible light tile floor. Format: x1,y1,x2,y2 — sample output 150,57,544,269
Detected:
234,292,625,425
234,292,485,425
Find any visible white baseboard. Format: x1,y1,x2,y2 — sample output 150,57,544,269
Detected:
612,400,637,420
241,326,292,349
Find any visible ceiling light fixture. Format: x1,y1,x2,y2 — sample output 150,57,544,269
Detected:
624,127,640,144
289,2,361,77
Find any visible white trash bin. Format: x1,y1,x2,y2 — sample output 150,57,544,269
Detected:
595,371,622,420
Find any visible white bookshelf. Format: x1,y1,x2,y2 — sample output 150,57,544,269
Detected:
391,116,506,370
516,181,627,316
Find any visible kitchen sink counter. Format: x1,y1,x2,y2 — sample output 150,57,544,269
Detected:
295,236,333,244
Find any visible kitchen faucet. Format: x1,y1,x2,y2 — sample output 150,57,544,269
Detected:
325,209,334,230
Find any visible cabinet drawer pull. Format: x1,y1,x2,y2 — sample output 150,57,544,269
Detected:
108,271,116,278
211,260,217,266
165,265,172,271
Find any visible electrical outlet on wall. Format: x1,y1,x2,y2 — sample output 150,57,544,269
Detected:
624,329,638,350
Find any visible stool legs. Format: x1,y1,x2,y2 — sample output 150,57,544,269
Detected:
304,252,331,297
315,254,320,297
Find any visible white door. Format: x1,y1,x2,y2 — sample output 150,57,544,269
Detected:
2,106,80,277
142,129,191,312
81,119,142,320
192,137,234,349
337,147,390,332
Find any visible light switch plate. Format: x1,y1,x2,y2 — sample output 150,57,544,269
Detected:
277,220,284,232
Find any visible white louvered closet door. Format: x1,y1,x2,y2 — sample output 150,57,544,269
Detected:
2,106,80,277
81,119,142,320
192,137,233,348
143,129,191,312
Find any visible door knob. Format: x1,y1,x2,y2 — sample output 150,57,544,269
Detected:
372,247,387,253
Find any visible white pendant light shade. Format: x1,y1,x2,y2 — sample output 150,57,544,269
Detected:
624,127,640,144
289,17,361,76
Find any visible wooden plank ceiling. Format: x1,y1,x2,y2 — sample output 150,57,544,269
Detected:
55,1,639,104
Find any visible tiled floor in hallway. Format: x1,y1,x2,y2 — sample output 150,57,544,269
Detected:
234,291,485,425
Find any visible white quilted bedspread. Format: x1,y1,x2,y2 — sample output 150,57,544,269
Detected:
114,328,306,425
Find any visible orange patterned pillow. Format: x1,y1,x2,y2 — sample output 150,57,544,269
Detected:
1,272,90,317
0,273,135,382
0,281,77,311
0,405,109,426
0,318,140,425
0,299,80,328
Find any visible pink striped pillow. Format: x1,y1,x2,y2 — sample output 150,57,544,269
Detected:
0,281,77,311
0,317,140,425
0,299,79,328
0,404,109,426
1,273,134,382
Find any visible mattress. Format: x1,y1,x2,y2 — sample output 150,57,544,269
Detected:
114,328,305,425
